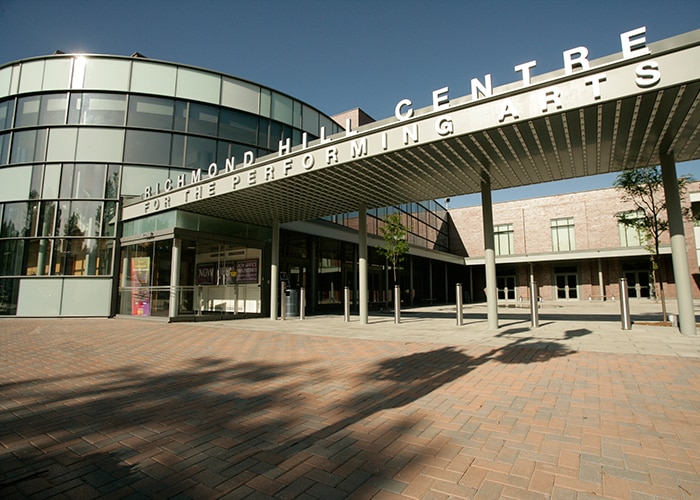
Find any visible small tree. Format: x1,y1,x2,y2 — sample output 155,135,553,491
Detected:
377,212,410,286
614,166,694,322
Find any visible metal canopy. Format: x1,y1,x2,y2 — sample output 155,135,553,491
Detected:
122,30,700,226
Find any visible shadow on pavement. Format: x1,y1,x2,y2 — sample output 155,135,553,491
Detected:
0,336,575,497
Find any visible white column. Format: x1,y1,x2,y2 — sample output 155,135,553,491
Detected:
359,204,369,324
270,219,280,320
661,153,696,335
598,258,605,301
169,238,181,320
481,175,499,329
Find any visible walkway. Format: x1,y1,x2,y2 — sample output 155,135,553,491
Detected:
2,301,700,498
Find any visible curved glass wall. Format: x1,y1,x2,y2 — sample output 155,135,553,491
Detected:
0,54,342,316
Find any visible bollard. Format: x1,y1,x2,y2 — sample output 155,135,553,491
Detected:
456,283,464,326
530,281,539,328
394,284,401,324
299,287,305,320
619,278,631,330
344,286,350,322
280,281,286,321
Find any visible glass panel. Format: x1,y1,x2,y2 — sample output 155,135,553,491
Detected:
15,96,40,127
127,95,174,129
105,164,120,198
1,202,30,237
302,104,320,136
0,67,12,98
30,164,43,199
130,61,177,95
258,118,269,149
0,99,15,130
42,58,72,90
102,201,117,236
260,88,271,117
18,60,44,93
11,129,36,162
221,78,259,114
83,58,130,90
124,130,172,165
46,127,77,162
0,240,25,276
24,239,52,276
75,128,124,162
56,200,102,237
0,278,20,315
72,164,106,198
121,165,171,197
188,102,219,136
219,108,258,144
0,165,32,201
59,164,74,198
271,93,293,124
39,93,68,125
43,164,61,198
171,134,185,166
176,68,220,104
0,133,9,165
173,100,187,131
84,93,126,125
185,136,216,168
38,201,57,236
567,275,577,299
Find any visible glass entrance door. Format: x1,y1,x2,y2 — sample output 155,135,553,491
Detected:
497,275,516,300
555,273,578,299
624,271,651,298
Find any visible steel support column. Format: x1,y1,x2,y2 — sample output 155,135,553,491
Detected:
660,153,696,335
481,175,499,330
359,203,369,324
270,219,280,320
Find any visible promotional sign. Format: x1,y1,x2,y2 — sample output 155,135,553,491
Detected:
196,260,258,285
130,256,151,316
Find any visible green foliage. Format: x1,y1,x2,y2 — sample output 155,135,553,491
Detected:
377,212,410,285
613,165,694,321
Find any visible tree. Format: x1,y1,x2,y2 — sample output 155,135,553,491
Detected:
613,166,694,323
377,212,410,286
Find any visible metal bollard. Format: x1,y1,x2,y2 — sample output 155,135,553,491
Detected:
299,287,305,320
394,285,401,324
619,278,631,330
530,281,539,328
280,281,286,321
344,286,350,322
456,283,464,326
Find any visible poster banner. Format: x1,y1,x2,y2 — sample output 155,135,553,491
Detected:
195,260,259,285
131,256,151,316
236,260,258,284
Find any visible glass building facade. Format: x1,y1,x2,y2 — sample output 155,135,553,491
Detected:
0,53,462,318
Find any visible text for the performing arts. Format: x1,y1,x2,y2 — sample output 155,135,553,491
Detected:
141,26,664,211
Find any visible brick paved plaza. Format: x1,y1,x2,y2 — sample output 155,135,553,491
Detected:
2,316,700,498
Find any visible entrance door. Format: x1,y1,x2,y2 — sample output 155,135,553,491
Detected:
555,273,578,299
624,271,651,298
497,275,516,300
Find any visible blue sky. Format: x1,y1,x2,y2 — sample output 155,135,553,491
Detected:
0,0,698,206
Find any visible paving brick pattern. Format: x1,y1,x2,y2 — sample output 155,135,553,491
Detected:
1,317,700,498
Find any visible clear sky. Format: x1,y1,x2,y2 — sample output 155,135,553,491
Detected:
0,0,698,206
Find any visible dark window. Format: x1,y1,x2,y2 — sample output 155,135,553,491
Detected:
127,95,175,129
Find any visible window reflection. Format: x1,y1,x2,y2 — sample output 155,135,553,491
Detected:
127,95,174,129
188,102,218,136
1,202,30,237
68,93,126,125
56,200,102,237
185,136,216,168
15,96,40,127
0,99,15,130
39,94,68,125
